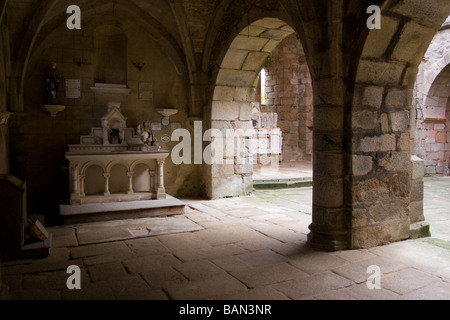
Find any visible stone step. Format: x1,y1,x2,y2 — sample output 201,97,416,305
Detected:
253,178,313,190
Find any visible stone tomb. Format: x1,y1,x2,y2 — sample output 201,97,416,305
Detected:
59,103,186,223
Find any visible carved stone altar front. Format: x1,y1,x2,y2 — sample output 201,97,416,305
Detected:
65,103,169,205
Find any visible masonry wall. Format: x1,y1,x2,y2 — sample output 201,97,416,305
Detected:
9,16,202,222
263,34,313,162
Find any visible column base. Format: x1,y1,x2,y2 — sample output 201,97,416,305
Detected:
410,221,431,239
156,187,166,200
307,224,349,251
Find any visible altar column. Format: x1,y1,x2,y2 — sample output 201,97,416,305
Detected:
127,171,134,194
70,164,81,204
103,173,111,196
156,159,166,199
79,175,86,197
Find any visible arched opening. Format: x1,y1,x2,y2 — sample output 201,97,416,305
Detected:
109,164,129,194
133,163,152,193
209,17,312,199
84,165,105,195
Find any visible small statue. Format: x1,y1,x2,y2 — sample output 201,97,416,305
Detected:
140,120,156,146
46,63,61,104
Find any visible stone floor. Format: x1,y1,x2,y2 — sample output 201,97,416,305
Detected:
1,169,450,300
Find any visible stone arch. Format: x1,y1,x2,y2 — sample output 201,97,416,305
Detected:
422,52,450,105
109,162,129,194
349,1,450,249
81,161,106,176
208,17,297,199
421,64,450,175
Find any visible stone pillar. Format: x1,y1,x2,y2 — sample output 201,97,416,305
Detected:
149,170,156,193
103,173,111,196
79,175,86,197
410,155,430,239
156,159,166,200
0,113,12,175
127,171,134,194
307,88,349,251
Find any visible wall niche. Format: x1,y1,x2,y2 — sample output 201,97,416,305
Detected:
95,25,127,85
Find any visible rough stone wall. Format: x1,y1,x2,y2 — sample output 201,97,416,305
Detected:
263,34,313,162
349,3,450,249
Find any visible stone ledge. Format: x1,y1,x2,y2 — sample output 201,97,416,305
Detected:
409,221,431,239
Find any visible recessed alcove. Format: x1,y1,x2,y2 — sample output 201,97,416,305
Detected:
95,25,128,85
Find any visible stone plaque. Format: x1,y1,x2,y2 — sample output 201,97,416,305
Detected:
161,134,171,143
151,123,162,131
65,79,81,99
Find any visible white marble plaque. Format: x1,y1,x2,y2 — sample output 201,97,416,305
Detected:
65,79,81,98
151,123,162,131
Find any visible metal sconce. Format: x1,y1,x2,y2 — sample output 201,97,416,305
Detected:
133,62,146,71
73,58,88,67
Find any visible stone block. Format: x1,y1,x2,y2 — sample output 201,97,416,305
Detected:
391,22,435,65
230,35,269,51
390,111,410,132
352,155,373,176
362,86,384,108
351,220,410,249
314,106,344,132
353,111,379,130
242,52,270,71
356,60,405,86
213,86,236,101
409,221,431,239
391,0,450,26
216,69,257,87
379,152,411,172
234,87,254,102
362,16,400,58
212,175,244,199
409,200,424,223
385,89,413,109
368,200,409,223
211,101,240,121
221,49,248,69
411,155,425,180
314,153,344,177
358,134,396,152
313,178,343,208
353,178,390,204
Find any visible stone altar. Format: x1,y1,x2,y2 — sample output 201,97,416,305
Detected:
251,103,283,164
65,103,169,206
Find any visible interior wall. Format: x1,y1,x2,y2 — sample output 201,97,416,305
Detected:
8,13,202,222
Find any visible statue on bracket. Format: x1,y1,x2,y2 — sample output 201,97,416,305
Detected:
46,63,61,104
138,120,157,146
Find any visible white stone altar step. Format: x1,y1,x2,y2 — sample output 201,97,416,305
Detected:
59,195,187,224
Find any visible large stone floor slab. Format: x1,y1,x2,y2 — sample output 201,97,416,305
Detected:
66,216,203,245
